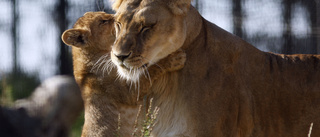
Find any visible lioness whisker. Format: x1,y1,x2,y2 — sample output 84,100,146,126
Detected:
137,77,140,101
98,55,110,72
106,59,115,74
102,61,108,77
100,59,109,75
144,66,152,86
93,54,108,67
141,56,164,72
92,60,104,74
91,54,109,73
92,56,104,68
90,58,103,73
114,73,121,83
129,81,133,91
138,58,153,85
154,63,164,72
142,67,148,79
104,59,112,75
129,68,133,91
132,78,137,92
139,60,148,79
133,69,138,91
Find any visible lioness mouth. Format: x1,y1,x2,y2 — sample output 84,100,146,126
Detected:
119,63,149,71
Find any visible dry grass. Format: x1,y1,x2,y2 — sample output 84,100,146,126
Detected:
117,98,160,137
308,123,313,137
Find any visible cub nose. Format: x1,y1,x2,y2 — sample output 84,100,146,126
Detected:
114,52,131,62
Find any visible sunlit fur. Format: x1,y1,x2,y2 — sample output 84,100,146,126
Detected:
112,0,320,137
61,11,186,137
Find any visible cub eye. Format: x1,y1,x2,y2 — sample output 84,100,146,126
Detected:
100,19,110,25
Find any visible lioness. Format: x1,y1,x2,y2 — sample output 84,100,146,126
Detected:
61,12,186,136
111,0,320,136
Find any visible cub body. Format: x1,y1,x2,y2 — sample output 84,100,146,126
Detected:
62,12,186,136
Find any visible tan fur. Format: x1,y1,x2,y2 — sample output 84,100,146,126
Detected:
61,12,186,137
112,0,320,136
111,0,123,11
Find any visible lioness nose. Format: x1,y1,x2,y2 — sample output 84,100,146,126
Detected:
114,52,131,62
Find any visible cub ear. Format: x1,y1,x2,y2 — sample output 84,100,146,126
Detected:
167,0,192,15
61,29,89,47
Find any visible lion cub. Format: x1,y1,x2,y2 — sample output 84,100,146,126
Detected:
62,12,186,136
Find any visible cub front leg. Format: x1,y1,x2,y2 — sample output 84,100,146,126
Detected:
148,49,186,79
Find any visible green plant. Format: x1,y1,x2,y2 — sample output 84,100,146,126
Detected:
70,111,85,137
0,71,40,106
308,123,313,137
139,98,159,137
133,98,160,137
116,98,160,137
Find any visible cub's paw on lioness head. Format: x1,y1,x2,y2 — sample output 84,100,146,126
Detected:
146,49,186,79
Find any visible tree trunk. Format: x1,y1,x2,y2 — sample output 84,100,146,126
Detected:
94,0,104,11
194,0,202,13
11,0,19,74
304,0,318,54
281,0,294,54
316,0,320,54
232,0,244,38
54,0,73,75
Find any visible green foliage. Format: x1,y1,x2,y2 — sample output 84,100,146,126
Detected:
139,98,159,137
0,71,159,137
0,71,40,105
70,111,85,137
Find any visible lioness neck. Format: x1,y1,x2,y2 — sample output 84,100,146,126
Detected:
182,6,203,51
150,72,196,136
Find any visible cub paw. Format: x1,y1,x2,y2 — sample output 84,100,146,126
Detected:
161,49,186,72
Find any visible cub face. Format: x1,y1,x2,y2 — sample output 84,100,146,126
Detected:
62,12,115,52
111,0,191,82
62,12,116,79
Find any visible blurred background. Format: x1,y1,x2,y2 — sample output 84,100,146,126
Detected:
0,0,319,136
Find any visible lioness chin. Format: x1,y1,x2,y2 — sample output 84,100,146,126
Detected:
61,12,186,136
111,0,320,136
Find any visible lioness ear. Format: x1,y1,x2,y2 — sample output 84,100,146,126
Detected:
61,29,89,47
167,0,192,15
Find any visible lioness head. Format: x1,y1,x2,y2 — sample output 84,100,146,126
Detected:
111,0,191,81
62,12,115,52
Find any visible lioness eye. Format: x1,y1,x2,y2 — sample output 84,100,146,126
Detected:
115,22,121,29
115,22,121,36
140,26,150,34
